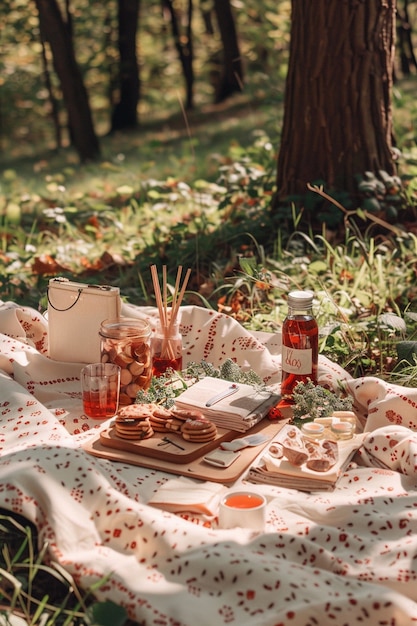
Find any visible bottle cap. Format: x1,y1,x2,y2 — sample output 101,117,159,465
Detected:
287,290,314,308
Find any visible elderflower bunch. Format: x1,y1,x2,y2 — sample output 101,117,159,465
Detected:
135,358,265,407
135,369,188,408
185,358,264,386
291,380,353,425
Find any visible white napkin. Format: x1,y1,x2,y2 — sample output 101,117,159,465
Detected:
174,377,279,432
148,477,227,517
359,425,417,475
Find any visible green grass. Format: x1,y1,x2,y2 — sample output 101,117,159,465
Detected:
2,77,417,385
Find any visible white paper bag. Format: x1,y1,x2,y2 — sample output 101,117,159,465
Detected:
47,278,121,363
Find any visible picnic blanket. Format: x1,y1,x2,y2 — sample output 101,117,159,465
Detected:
1,299,417,625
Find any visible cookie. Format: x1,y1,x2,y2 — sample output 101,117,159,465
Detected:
165,416,185,432
114,404,154,440
117,403,155,419
166,407,205,433
181,418,217,443
171,407,206,422
149,405,172,433
115,417,154,440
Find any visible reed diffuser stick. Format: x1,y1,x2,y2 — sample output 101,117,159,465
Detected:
150,264,191,362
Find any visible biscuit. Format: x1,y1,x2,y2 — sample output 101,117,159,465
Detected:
171,407,206,422
114,405,154,440
149,405,172,433
117,403,155,419
181,418,217,443
115,417,154,440
165,417,185,432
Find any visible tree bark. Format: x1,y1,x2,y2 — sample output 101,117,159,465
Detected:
163,0,194,110
33,0,100,161
276,0,396,199
38,28,62,149
111,0,140,131
213,0,244,103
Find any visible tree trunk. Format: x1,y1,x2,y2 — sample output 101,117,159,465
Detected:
111,0,140,131
397,0,417,76
163,0,194,110
33,0,100,161
38,29,62,149
275,0,396,199
213,0,244,103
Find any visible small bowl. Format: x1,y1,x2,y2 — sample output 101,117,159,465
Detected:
331,420,354,440
301,421,325,439
218,491,267,530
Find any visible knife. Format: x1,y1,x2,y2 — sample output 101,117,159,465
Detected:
205,383,239,407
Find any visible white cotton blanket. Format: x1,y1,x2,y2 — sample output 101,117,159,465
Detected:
1,299,417,625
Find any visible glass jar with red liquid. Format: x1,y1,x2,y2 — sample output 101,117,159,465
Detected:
151,318,183,377
280,290,318,402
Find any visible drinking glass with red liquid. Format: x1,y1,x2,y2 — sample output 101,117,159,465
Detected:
280,290,318,403
151,318,183,377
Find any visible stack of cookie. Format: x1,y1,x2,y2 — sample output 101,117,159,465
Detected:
112,403,218,444
114,404,155,440
148,406,173,433
165,408,202,433
181,418,218,443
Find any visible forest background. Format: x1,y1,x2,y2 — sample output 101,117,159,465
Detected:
2,0,417,383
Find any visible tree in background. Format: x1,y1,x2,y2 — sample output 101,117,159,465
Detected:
33,0,100,161
111,0,141,131
163,0,195,110
212,0,244,103
275,0,396,204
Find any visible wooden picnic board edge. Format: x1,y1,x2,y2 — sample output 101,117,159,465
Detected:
83,419,288,484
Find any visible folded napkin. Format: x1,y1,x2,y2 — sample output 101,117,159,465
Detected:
147,477,227,517
247,424,364,492
174,377,279,432
359,425,417,475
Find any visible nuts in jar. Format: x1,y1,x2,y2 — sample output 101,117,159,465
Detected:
100,318,152,406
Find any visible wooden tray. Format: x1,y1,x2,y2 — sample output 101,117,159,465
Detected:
99,423,239,465
83,419,288,484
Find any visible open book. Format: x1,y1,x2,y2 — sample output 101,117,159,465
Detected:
173,377,280,432
247,423,364,491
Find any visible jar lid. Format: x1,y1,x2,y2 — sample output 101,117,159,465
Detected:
100,317,151,338
288,290,314,308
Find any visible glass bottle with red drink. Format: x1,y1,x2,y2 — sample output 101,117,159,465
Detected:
280,289,318,402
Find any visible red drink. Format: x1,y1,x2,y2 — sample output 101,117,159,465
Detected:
82,391,118,419
281,291,318,402
224,493,265,509
219,491,267,529
152,355,183,377
81,362,120,419
151,317,183,377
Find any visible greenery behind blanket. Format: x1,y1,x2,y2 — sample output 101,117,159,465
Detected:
2,2,417,385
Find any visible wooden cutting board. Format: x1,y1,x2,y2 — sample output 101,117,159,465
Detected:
99,423,239,464
83,418,288,484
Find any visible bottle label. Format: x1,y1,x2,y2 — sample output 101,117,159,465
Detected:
282,346,313,375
